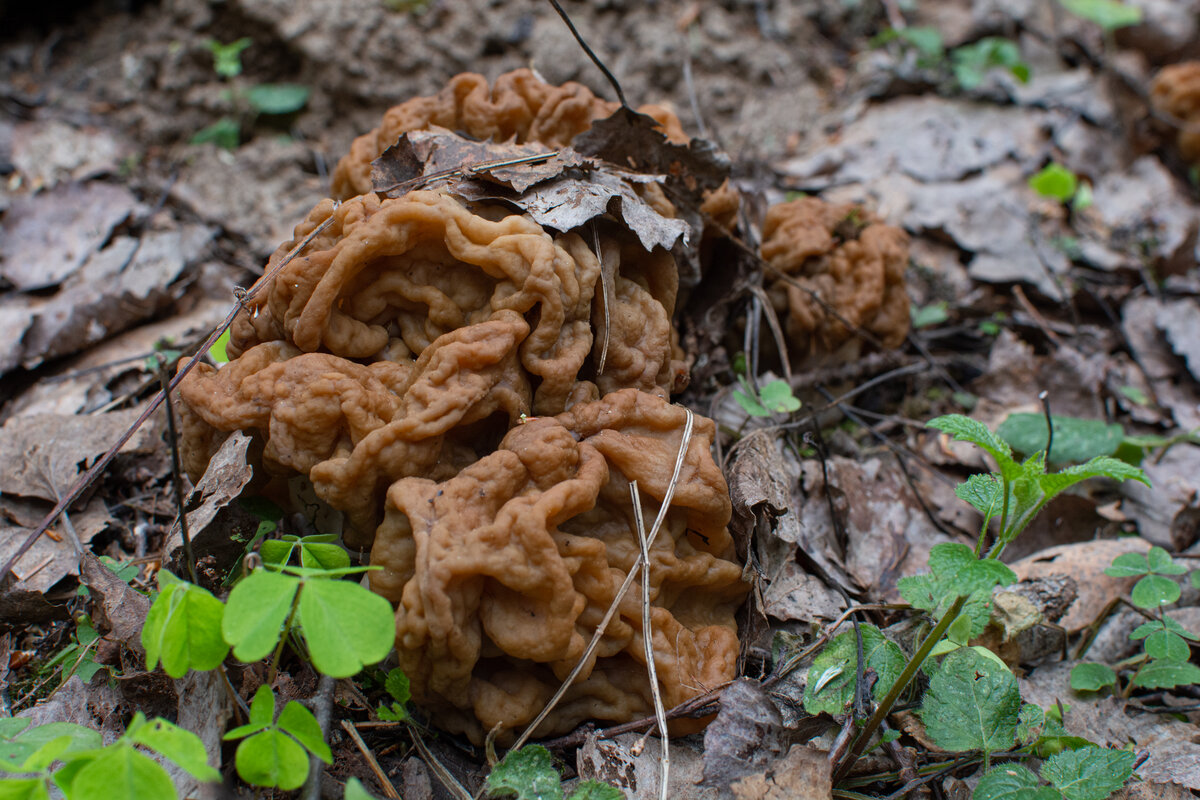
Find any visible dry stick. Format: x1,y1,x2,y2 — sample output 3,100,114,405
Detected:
0,214,335,583
546,0,629,108
1038,390,1055,464
508,408,696,754
374,150,557,197
831,595,968,784
341,720,402,800
155,354,198,584
629,481,670,800
749,284,793,385
592,224,613,376
410,725,473,800
1012,285,1064,350
302,674,338,800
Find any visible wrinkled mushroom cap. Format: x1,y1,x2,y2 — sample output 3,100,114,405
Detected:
761,196,910,358
1150,61,1200,163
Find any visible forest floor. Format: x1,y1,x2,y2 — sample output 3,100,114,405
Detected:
1,0,1199,798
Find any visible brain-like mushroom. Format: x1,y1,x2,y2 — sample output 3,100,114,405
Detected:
179,74,748,742
761,196,910,358
1150,61,1200,164
331,69,688,201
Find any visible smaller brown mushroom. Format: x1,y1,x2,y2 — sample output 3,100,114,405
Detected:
1150,61,1200,164
761,197,910,360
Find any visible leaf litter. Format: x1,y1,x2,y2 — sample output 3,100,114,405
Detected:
3,0,1200,797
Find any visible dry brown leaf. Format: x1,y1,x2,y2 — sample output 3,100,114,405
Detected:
81,551,150,656
576,732,714,800
701,678,787,789
0,181,141,290
0,498,112,594
1010,538,1151,631
729,745,831,800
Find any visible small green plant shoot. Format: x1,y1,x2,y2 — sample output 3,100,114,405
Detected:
1029,163,1093,210
486,745,623,800
1072,546,1200,694
223,685,331,791
734,377,800,417
1058,0,1143,31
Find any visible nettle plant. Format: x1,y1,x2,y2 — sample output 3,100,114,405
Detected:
800,414,1151,799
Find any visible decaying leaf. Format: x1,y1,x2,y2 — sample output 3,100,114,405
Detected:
729,745,831,800
1010,538,1151,631
576,732,713,800
701,679,787,790
0,181,141,291
0,498,113,595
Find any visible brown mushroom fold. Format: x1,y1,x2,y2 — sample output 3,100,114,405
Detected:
1150,61,1200,164
179,190,686,544
761,196,910,359
371,388,745,743
330,69,687,200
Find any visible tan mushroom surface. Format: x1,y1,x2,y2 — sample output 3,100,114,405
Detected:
761,196,910,359
330,68,688,200
177,74,757,744
1150,61,1200,164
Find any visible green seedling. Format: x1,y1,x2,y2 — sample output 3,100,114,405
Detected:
223,685,331,791
205,37,252,79
376,668,412,722
733,378,800,417
223,563,393,678
952,37,1030,89
928,414,1147,557
1059,0,1142,31
486,745,623,800
974,745,1135,800
1073,546,1200,694
0,714,218,800
193,39,310,150
911,300,949,329
141,569,230,679
40,618,105,688
1029,163,1093,211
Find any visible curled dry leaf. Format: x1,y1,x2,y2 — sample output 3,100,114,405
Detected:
701,679,787,790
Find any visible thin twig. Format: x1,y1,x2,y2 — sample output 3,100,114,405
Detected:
375,150,557,196
1038,390,1054,463
509,408,695,753
0,214,335,582
629,481,669,800
341,720,402,800
546,0,629,108
156,354,198,584
302,675,337,800
410,725,473,800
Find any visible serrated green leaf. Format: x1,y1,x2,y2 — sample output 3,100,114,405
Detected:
129,717,221,783
1016,704,1045,744
1040,458,1148,499
803,624,906,716
1132,659,1200,689
1105,552,1149,578
1144,630,1190,662
1069,663,1117,692
1146,546,1186,575
486,745,564,800
928,415,1019,479
277,702,332,764
297,579,394,677
1130,574,1181,609
235,729,309,790
142,578,229,678
973,764,1059,800
345,777,378,800
385,669,411,704
956,473,1003,523
246,84,310,115
1059,0,1142,30
946,612,973,646
1041,745,1134,800
223,569,300,662
68,744,177,800
921,648,1019,753
569,782,624,800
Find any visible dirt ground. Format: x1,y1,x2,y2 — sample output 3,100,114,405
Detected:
2,0,1200,797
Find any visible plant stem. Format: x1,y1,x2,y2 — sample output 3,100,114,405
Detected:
833,595,968,784
269,583,304,682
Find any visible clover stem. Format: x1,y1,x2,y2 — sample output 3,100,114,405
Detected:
269,583,304,683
